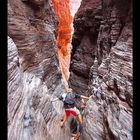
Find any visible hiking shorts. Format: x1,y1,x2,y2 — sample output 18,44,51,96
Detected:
65,107,80,117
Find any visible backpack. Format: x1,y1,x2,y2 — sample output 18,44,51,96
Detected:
62,93,76,108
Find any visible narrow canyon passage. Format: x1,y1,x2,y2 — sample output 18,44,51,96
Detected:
52,0,82,89
8,0,132,140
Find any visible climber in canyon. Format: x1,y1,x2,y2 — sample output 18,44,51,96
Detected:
51,88,89,132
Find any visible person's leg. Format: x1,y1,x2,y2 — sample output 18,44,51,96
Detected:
77,114,83,134
71,107,83,134
61,110,70,127
70,107,83,125
61,114,67,127
77,114,83,125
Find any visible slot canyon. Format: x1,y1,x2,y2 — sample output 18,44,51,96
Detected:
8,0,132,140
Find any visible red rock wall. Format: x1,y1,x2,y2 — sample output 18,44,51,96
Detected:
52,0,72,89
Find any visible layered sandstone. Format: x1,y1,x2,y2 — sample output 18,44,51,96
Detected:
8,0,71,139
69,0,132,139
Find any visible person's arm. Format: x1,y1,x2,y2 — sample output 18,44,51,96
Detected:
81,98,86,104
80,95,89,100
51,97,59,102
51,95,63,102
75,93,89,100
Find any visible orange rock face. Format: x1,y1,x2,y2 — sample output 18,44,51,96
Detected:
52,0,82,89
52,0,73,88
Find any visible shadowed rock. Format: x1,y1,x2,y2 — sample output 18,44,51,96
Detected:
69,0,132,140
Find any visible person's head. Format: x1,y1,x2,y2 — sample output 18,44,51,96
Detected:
67,88,72,93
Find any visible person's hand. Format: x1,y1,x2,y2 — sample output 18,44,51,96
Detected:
83,102,86,106
89,95,95,100
87,95,91,100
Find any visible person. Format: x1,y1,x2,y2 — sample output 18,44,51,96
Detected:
51,88,89,131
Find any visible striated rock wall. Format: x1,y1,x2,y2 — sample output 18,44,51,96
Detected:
69,0,132,96
69,0,102,94
8,0,60,90
69,0,132,139
8,0,71,139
